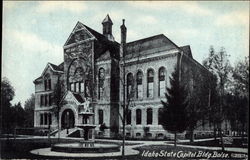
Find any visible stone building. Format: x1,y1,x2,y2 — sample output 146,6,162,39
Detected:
33,15,218,139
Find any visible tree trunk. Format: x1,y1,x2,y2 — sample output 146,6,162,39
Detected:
174,132,177,147
57,113,60,142
190,129,194,142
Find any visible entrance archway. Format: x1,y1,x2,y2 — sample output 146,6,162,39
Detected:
61,109,75,129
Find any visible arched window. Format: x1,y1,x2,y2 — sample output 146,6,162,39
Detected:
147,69,154,98
98,109,103,124
98,68,105,99
126,109,131,125
147,108,153,124
136,71,143,99
158,108,163,125
159,67,166,97
127,73,133,99
136,109,141,125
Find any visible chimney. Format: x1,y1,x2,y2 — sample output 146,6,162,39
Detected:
120,19,127,58
102,14,114,41
120,19,127,44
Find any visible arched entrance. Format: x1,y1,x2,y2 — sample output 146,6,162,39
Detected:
61,109,75,129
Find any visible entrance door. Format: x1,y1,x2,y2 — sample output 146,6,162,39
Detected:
61,109,75,129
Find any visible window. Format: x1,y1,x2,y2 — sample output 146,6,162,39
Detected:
147,69,154,98
44,113,48,125
44,95,48,106
49,94,52,106
75,82,79,92
136,71,143,99
98,109,103,124
98,68,105,99
136,109,141,125
126,109,131,125
127,73,133,99
40,114,43,125
147,108,153,124
44,80,47,90
70,83,74,91
158,108,163,125
159,67,166,97
80,82,84,93
48,79,51,90
48,113,52,125
40,95,44,106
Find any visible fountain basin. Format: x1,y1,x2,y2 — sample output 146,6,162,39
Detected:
51,142,120,153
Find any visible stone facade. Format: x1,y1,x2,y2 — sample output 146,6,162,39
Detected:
33,15,217,139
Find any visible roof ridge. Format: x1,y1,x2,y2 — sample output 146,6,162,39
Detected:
127,34,165,45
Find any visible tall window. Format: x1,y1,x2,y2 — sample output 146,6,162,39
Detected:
158,108,163,125
48,79,51,90
49,94,52,106
75,82,78,92
147,108,153,124
48,113,52,125
127,73,133,99
126,109,131,125
136,71,143,99
98,109,103,124
98,68,105,99
44,95,48,106
44,113,48,125
40,114,43,125
147,69,154,98
70,83,74,91
159,67,166,97
44,80,47,90
80,82,84,93
44,74,51,91
40,95,44,106
136,109,141,125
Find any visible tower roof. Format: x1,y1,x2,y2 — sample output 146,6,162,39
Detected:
102,14,113,24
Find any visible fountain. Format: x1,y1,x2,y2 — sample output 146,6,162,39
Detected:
51,98,120,153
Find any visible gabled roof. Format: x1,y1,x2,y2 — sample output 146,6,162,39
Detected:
64,21,120,60
125,34,180,59
49,62,64,72
34,62,64,83
180,45,193,58
60,91,85,105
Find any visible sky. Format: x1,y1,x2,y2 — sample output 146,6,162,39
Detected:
2,1,249,106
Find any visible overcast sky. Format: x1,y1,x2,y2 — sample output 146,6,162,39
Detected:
2,1,249,106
